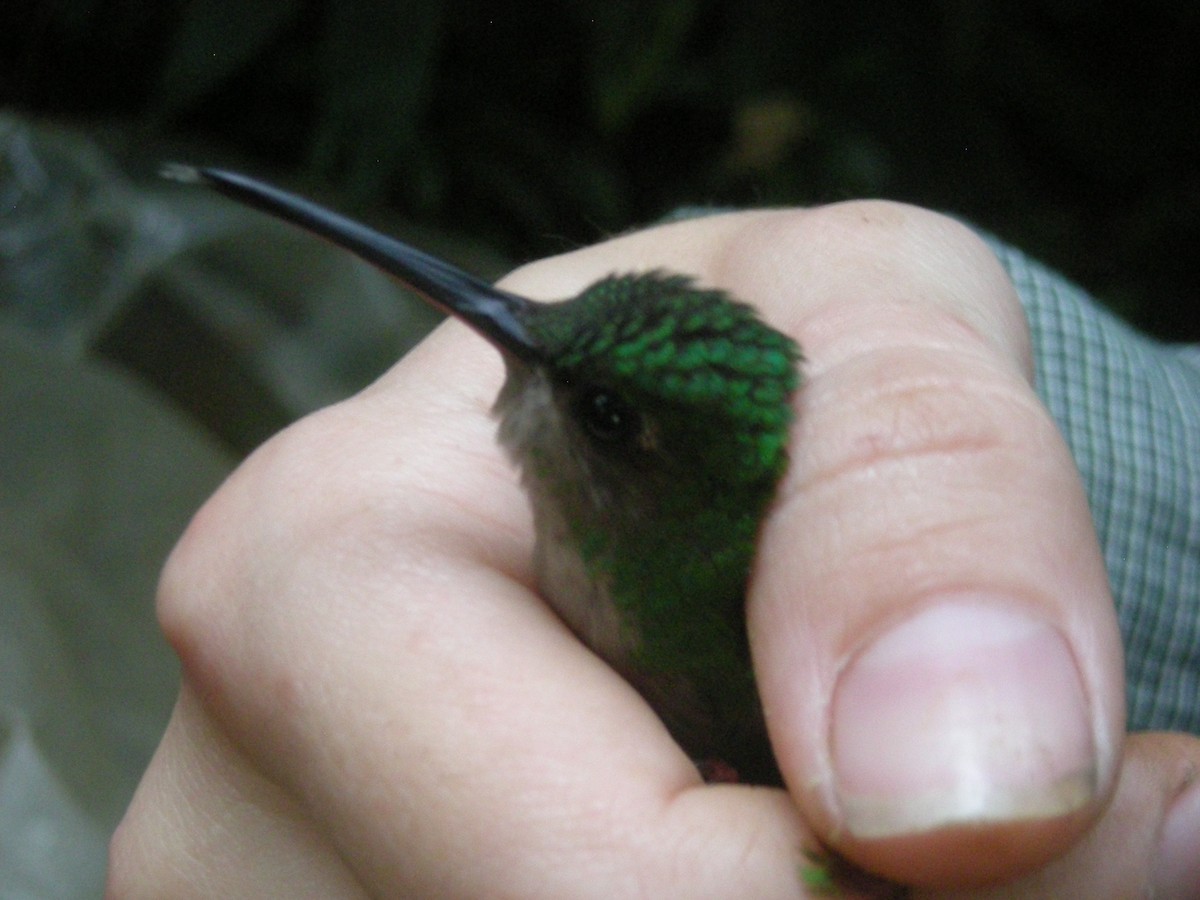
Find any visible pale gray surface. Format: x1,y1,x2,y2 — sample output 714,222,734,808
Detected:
0,325,234,897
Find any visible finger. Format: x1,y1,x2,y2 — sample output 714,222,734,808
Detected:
153,302,838,896
733,205,1126,886
108,687,366,898
916,732,1200,899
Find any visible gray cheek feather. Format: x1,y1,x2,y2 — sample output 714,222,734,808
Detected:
493,362,639,670
530,496,634,667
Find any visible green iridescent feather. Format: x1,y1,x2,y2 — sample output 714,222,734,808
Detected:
534,273,799,481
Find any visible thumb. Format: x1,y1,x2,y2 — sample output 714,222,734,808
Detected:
742,204,1126,887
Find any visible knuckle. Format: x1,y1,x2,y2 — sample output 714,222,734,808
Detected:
154,409,348,684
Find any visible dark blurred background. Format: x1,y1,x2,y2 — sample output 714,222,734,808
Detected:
5,0,1198,345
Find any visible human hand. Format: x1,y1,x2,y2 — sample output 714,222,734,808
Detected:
108,205,1200,897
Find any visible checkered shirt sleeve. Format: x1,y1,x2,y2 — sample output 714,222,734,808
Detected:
984,236,1200,733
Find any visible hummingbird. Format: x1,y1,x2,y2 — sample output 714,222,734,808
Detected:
169,166,802,784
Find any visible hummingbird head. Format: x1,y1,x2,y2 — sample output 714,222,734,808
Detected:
496,272,799,533
179,168,800,512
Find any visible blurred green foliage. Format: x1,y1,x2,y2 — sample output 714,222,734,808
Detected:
3,0,1198,339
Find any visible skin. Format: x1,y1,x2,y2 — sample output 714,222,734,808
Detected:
107,204,1200,898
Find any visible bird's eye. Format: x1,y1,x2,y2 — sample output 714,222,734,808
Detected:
576,386,642,445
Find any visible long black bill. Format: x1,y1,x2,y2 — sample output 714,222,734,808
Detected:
165,165,542,363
